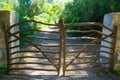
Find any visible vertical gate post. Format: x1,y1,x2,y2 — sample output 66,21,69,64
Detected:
58,19,63,76
111,26,117,70
62,19,66,76
101,13,120,71
58,19,66,76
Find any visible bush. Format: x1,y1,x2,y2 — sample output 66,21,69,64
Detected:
114,64,120,76
0,65,6,75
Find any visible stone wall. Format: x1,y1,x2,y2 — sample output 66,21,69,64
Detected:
101,13,120,70
100,14,113,63
0,11,18,66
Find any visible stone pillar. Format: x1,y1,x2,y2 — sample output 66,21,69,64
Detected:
0,11,19,66
101,13,120,70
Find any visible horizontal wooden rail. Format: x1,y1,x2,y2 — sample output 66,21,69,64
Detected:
10,62,58,66
65,37,113,45
67,62,110,65
66,67,109,71
10,30,60,35
10,50,60,56
7,20,59,31
64,22,113,32
66,44,112,49
66,36,98,40
8,39,19,44
10,44,60,49
66,56,110,60
66,30,112,38
8,37,60,44
66,50,112,55
24,36,60,40
9,68,57,71
10,56,59,61
66,44,100,46
66,30,102,33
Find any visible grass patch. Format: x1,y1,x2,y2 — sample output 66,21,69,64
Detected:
0,65,6,75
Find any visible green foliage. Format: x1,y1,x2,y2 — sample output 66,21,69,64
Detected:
105,71,120,79
0,1,14,11
34,1,64,30
0,0,64,31
117,69,120,76
0,65,6,75
1,0,120,42
34,2,64,23
13,0,45,44
115,64,120,76
46,0,53,3
14,0,34,20
63,0,120,30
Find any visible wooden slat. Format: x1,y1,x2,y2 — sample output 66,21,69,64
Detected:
98,45,112,49
100,39,113,44
65,36,113,45
10,50,59,56
10,62,58,66
10,43,59,49
8,31,59,70
65,38,113,45
67,62,110,65
24,36,59,40
66,30,101,33
34,43,59,47
7,20,59,31
66,30,111,38
10,56,59,61
66,44,112,49
8,39,19,44
8,30,59,37
8,38,60,44
66,50,112,55
66,36,98,40
9,68,57,71
64,33,114,69
7,32,35,45
8,37,59,44
66,67,109,71
66,56,110,60
64,22,113,32
66,44,99,46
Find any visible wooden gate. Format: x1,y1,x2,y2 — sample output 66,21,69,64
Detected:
3,19,117,76
62,20,117,76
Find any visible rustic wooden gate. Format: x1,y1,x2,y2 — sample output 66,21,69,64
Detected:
62,20,117,76
3,20,61,75
3,19,117,76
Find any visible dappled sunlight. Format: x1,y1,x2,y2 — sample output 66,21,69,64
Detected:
3,18,115,80
0,0,120,80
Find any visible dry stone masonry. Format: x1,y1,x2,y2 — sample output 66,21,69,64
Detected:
0,11,19,66
101,13,120,70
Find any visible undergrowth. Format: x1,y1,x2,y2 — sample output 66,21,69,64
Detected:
0,65,6,75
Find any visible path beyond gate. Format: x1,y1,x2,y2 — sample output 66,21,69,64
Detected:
3,19,117,76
